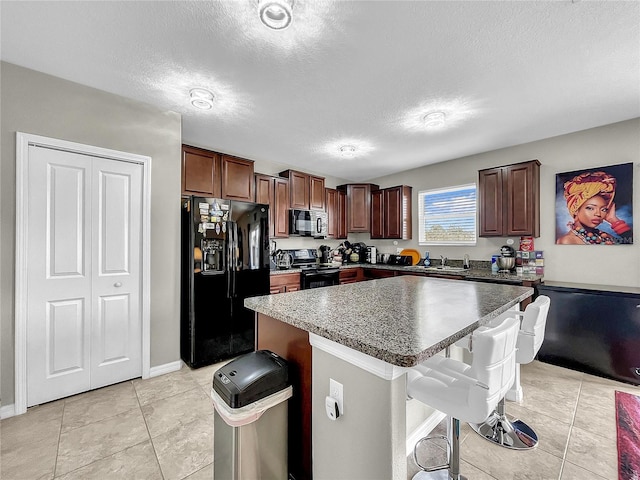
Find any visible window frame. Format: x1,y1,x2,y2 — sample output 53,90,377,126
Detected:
418,183,478,246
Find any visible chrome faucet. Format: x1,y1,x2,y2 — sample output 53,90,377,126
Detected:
440,255,447,267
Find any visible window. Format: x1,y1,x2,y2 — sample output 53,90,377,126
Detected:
418,184,477,245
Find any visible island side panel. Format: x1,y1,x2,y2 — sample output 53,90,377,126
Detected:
312,347,407,480
256,313,312,480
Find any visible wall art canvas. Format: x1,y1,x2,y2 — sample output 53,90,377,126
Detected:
555,162,633,245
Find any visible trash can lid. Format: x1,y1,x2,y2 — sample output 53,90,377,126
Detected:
213,350,289,408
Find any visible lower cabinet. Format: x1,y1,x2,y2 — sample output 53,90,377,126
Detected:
269,272,300,294
362,268,396,280
339,268,362,284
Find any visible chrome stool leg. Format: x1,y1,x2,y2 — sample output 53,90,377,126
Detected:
469,397,538,450
412,417,468,480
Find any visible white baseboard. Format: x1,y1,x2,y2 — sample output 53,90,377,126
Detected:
1,403,16,419
149,360,183,378
406,410,447,456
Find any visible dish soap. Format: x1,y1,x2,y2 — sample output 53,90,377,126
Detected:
423,251,430,267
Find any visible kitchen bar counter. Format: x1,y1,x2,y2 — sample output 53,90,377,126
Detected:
247,276,533,480
246,275,533,367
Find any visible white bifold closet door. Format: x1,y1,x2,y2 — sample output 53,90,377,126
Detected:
26,144,142,407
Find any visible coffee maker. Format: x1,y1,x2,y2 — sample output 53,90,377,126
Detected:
318,245,332,264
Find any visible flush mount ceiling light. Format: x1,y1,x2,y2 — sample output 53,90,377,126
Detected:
189,88,214,110
259,0,294,30
422,111,446,128
339,145,357,158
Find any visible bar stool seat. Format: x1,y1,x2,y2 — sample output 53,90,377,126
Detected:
469,295,551,450
407,316,520,480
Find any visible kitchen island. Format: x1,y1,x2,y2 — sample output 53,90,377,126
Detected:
245,276,533,480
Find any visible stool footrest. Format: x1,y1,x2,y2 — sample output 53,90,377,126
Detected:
469,410,538,450
413,435,450,472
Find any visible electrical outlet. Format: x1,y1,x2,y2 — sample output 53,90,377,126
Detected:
329,378,344,415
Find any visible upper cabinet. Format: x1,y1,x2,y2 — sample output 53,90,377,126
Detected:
181,145,254,202
337,189,347,239
279,170,325,210
221,155,254,202
255,174,289,238
371,185,412,239
479,160,540,237
182,145,221,197
337,183,379,233
325,187,347,239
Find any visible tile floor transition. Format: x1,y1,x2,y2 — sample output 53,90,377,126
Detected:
1,360,638,479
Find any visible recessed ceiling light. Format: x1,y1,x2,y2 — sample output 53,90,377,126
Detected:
422,111,446,128
259,0,294,30
189,88,214,110
339,145,357,158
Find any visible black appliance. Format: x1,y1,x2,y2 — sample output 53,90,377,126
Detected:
289,209,328,238
537,282,640,385
386,254,412,266
318,245,332,264
342,241,367,264
284,248,340,289
213,350,289,408
181,196,270,368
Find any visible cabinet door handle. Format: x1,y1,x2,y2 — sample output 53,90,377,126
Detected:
114,282,122,287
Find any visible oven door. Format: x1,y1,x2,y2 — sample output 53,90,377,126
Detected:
301,269,340,289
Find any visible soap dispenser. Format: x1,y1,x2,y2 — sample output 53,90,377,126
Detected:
463,254,470,269
423,251,431,267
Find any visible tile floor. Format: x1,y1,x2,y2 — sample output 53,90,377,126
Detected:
1,360,638,480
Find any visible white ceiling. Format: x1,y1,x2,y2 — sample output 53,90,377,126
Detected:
2,1,639,181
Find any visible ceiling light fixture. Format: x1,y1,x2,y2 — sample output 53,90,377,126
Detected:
422,111,446,128
259,0,294,30
339,145,357,158
189,88,214,110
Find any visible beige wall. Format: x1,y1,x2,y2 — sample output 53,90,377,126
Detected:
1,62,182,406
369,118,640,288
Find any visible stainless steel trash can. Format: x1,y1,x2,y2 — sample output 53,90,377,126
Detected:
212,350,292,480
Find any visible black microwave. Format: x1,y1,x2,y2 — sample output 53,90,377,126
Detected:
290,209,328,238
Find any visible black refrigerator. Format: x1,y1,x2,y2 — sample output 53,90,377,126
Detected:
181,196,270,368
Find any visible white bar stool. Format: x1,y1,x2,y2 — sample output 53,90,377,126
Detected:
468,295,551,450
407,316,520,480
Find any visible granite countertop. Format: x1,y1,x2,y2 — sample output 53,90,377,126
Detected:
270,263,543,284
245,276,533,367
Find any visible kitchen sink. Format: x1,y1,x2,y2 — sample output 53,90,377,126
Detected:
422,266,467,273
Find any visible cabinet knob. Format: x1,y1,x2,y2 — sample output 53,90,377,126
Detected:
114,282,122,287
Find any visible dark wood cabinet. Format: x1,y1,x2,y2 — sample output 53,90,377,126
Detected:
479,160,540,237
279,170,325,211
254,174,289,238
339,268,362,284
221,155,254,202
269,272,300,294
309,175,325,210
362,268,396,280
337,189,347,239
181,145,220,197
370,189,384,239
370,185,412,239
337,183,379,233
325,188,338,238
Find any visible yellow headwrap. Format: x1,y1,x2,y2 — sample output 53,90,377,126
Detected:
563,171,616,217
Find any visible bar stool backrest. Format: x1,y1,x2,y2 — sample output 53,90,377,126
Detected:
469,317,520,417
517,295,551,364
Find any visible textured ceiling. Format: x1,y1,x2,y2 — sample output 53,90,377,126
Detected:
2,1,639,181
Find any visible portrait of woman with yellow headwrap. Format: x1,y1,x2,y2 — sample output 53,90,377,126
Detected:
556,163,633,245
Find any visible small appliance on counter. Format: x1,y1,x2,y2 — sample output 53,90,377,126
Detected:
496,245,516,272
318,245,332,264
366,246,377,264
273,250,293,270
386,254,412,266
